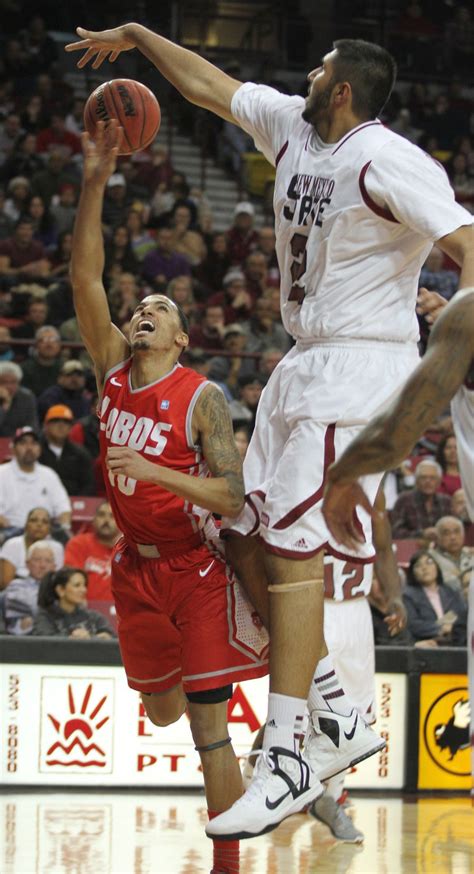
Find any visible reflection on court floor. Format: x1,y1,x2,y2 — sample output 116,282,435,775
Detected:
0,792,472,873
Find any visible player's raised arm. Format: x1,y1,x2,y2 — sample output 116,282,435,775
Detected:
323,289,474,548
106,384,245,517
66,23,241,123
70,120,129,385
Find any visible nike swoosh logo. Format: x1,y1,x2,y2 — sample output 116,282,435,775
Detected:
111,377,122,387
344,713,358,741
265,789,291,810
199,561,215,578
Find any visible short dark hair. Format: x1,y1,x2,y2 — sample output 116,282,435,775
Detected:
174,301,189,335
332,39,396,119
406,550,444,588
38,566,87,608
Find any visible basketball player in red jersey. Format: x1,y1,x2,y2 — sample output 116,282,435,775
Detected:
71,120,269,874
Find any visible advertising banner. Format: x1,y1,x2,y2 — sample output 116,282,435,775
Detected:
418,673,470,790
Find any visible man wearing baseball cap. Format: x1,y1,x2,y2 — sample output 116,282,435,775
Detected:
0,426,71,542
38,359,90,422
227,200,259,264
39,405,95,496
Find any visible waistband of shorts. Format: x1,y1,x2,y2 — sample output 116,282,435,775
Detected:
295,336,419,351
124,531,204,559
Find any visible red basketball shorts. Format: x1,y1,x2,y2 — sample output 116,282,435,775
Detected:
111,538,269,694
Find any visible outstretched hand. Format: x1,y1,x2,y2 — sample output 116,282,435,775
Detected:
322,477,376,552
65,25,136,69
82,120,122,186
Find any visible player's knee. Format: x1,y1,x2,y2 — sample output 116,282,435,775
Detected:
187,686,232,747
140,690,186,727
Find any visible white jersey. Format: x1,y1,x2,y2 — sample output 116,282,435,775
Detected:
451,374,474,522
323,554,373,601
231,84,473,343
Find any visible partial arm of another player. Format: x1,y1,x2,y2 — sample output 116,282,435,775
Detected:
323,290,474,549
70,121,129,384
372,488,407,635
436,224,474,290
106,385,245,517
65,23,241,123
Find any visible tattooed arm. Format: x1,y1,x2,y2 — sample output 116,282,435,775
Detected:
106,383,244,516
322,289,474,549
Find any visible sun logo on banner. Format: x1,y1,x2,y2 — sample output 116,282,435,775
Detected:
43,681,111,769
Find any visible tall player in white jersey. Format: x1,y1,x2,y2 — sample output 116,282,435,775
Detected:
323,287,474,796
67,26,474,838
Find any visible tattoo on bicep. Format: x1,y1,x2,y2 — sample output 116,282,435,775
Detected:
197,386,244,510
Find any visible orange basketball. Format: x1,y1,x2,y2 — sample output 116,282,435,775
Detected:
84,78,161,155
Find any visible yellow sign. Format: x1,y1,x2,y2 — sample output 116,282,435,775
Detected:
418,673,470,790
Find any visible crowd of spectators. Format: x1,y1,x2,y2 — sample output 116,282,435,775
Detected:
0,9,472,646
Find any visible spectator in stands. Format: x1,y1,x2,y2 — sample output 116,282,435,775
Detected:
69,393,100,459
419,245,459,300
26,194,57,249
429,516,473,593
102,173,130,230
36,111,81,159
388,107,421,144
64,501,119,602
169,201,207,266
208,268,254,323
185,347,232,401
0,426,71,540
49,183,77,235
0,188,13,241
167,275,198,324
423,94,461,152
196,231,231,292
208,324,256,394
390,459,452,540
233,423,250,461
403,550,467,647
448,152,474,210
108,271,141,328
435,433,462,496
0,506,64,588
228,372,264,429
38,359,90,422
33,566,115,638
259,347,285,383
226,201,259,265
4,176,30,223
20,325,63,396
0,215,50,280
445,4,474,74
451,488,474,545
3,540,56,635
244,251,269,299
0,362,38,437
103,224,139,287
0,113,23,168
126,207,156,262
31,150,78,208
257,225,279,276
245,298,291,354
19,15,58,76
369,574,413,646
188,303,226,351
141,226,191,288
40,404,95,496
65,97,85,136
48,231,72,279
20,95,47,136
0,326,14,361
12,297,48,341
1,132,43,183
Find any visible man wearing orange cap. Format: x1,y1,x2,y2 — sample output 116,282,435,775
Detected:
40,404,95,495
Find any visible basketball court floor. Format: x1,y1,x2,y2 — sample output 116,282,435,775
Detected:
1,790,472,873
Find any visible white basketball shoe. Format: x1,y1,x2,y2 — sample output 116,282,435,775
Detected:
305,708,385,781
206,745,324,841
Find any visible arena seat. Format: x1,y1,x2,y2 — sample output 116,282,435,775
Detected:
70,496,102,533
393,538,420,567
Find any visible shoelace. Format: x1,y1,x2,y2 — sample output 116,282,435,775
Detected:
237,749,277,802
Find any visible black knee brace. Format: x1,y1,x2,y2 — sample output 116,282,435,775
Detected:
185,684,233,704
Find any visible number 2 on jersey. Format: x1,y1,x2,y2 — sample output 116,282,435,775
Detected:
288,232,308,305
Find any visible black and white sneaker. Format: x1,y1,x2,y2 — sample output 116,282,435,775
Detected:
206,746,323,841
305,708,386,781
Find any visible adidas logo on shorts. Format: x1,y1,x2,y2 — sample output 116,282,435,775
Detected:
293,538,308,549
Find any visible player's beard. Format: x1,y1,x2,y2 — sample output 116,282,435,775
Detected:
302,78,334,128
131,337,152,352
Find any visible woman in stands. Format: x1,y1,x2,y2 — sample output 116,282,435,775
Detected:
436,433,462,496
403,550,467,646
33,566,114,638
0,506,63,588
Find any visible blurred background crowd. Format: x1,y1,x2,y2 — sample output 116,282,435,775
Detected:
0,0,472,644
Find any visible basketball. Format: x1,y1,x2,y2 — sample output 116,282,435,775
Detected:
83,79,161,155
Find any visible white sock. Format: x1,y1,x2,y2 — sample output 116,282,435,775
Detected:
324,771,346,802
307,654,353,717
263,692,306,752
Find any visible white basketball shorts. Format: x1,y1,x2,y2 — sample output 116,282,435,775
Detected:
224,339,419,561
324,597,376,723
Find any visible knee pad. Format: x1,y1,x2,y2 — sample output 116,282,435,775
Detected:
185,684,233,704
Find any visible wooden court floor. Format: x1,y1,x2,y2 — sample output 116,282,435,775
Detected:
1,790,473,873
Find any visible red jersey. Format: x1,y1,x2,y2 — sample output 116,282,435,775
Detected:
99,360,210,547
64,531,114,601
